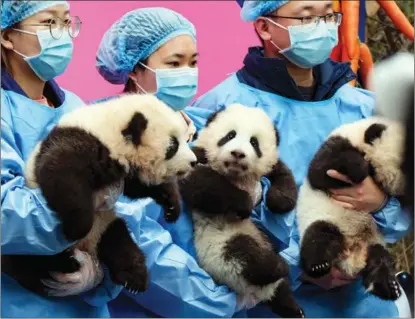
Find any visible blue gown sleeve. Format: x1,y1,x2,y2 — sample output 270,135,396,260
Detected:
358,88,414,243
1,118,73,255
116,198,237,318
372,198,413,243
191,89,224,111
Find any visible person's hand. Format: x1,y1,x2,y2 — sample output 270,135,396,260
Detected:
41,249,104,297
301,267,355,290
327,170,387,213
180,111,196,142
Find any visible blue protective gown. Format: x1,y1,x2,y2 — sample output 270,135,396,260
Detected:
108,47,412,318
0,69,125,318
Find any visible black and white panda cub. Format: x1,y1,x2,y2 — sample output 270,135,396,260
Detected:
2,94,196,296
180,104,304,318
371,52,414,213
297,117,405,300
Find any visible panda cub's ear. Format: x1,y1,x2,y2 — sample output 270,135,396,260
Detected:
122,112,148,146
206,109,224,127
364,123,387,145
192,146,208,164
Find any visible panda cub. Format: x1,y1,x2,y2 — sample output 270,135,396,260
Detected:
297,117,405,300
180,104,304,318
3,94,196,296
371,52,414,213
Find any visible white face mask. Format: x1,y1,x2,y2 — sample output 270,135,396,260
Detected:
266,18,338,69
134,62,198,111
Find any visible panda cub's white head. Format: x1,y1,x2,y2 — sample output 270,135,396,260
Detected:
330,116,405,195
194,104,278,180
57,94,197,185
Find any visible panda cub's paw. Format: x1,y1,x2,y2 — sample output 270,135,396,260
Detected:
364,268,401,300
363,244,401,300
112,262,149,295
305,261,331,278
154,182,181,223
300,221,345,278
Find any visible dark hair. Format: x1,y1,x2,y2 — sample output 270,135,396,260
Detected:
123,58,149,93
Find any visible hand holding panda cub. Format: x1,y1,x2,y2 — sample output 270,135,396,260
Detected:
179,104,304,318
297,117,405,300
3,94,196,296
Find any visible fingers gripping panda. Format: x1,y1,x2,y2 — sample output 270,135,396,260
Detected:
2,94,197,296
297,117,405,300
179,104,305,318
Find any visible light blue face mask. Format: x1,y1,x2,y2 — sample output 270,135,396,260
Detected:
136,63,198,111
12,28,73,81
266,19,338,69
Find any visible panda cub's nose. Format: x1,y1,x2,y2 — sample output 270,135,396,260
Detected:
231,151,246,159
190,161,197,167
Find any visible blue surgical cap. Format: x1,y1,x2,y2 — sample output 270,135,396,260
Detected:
96,7,196,85
1,0,69,30
240,0,290,22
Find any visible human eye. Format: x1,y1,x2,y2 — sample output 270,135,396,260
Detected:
40,19,54,25
167,61,180,67
301,16,316,25
325,13,336,22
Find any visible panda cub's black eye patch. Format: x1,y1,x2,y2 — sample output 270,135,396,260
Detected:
218,130,236,146
364,123,387,145
166,136,179,160
250,136,262,158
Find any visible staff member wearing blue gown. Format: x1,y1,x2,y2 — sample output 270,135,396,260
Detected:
190,0,412,317
94,8,238,318
1,1,128,317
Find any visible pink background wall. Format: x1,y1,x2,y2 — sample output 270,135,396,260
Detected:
56,1,259,103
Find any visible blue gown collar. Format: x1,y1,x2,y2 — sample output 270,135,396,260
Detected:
237,46,356,101
1,67,66,107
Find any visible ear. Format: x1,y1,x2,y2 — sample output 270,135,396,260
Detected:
192,146,208,164
1,30,14,50
122,112,148,147
274,127,280,146
364,123,387,145
206,109,224,127
254,18,272,42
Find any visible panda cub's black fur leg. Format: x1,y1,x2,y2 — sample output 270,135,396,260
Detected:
180,166,253,220
267,279,305,318
224,234,289,286
308,136,370,191
362,244,401,300
97,218,148,293
143,182,181,222
124,174,181,222
37,172,96,242
37,247,81,273
300,221,345,278
2,248,81,296
266,160,298,213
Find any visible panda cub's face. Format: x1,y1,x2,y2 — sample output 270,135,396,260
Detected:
85,94,197,186
330,116,405,195
194,104,278,179
122,96,197,185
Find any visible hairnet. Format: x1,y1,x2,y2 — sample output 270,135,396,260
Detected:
1,0,69,30
96,7,196,85
240,0,289,22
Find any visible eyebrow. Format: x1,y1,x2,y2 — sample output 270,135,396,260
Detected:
297,2,333,14
167,53,199,59
41,9,70,15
